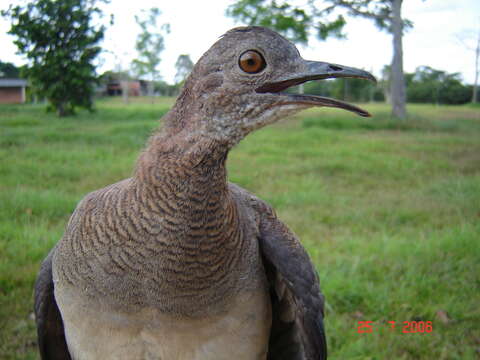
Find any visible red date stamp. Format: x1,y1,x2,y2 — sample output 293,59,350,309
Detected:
357,321,433,334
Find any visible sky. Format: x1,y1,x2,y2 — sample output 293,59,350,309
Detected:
0,0,479,85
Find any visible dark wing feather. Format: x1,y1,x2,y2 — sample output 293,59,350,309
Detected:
257,203,327,360
34,249,72,360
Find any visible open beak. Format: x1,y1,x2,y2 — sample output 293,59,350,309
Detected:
256,60,377,117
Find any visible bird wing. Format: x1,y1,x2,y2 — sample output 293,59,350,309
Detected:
229,183,327,360
258,205,327,360
34,249,72,360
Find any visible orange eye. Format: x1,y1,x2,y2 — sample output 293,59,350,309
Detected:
238,50,266,74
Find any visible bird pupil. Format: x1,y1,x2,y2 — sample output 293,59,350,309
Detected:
247,59,256,66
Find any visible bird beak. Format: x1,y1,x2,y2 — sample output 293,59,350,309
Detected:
256,60,376,117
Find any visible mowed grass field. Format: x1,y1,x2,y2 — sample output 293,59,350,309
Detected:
1,97,479,359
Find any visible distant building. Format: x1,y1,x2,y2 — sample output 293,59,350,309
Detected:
0,78,28,104
106,80,142,96
98,71,156,97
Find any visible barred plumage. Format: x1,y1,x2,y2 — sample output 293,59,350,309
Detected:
34,26,375,360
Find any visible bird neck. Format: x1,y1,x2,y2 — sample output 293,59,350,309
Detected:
134,124,239,255
132,128,255,315
136,128,230,195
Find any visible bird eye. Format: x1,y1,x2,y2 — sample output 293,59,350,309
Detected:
238,50,266,74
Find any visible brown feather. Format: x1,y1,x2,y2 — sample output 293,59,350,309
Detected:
33,26,337,359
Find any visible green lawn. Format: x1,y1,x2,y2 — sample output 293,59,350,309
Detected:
1,98,479,359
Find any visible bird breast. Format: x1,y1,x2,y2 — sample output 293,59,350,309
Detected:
53,175,265,316
54,283,271,360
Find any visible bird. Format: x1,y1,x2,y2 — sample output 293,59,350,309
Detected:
34,26,375,360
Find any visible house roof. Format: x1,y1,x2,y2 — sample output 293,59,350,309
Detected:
0,78,28,87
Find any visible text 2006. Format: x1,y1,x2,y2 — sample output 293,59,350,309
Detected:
402,321,433,333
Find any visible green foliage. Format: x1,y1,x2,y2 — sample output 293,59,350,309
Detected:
155,80,181,97
2,0,108,116
132,7,170,86
288,77,383,103
174,54,194,84
226,0,346,45
330,77,380,102
332,0,413,33
406,66,472,105
0,61,21,78
226,0,414,45
1,100,479,358
100,70,134,82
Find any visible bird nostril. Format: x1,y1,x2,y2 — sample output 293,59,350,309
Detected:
329,65,343,72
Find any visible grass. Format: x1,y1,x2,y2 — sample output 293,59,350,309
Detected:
1,98,479,359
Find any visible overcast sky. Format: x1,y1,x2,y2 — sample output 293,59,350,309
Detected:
1,0,479,84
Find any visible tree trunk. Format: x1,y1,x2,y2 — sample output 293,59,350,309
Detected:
148,80,155,104
383,82,391,104
298,83,304,94
343,79,349,101
369,68,374,102
121,80,129,104
57,102,66,117
473,28,479,103
390,0,406,119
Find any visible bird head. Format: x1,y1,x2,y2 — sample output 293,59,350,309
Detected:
174,26,375,146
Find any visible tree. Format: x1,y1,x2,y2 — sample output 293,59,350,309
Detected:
379,64,395,104
227,0,346,45
2,0,108,116
227,0,415,119
406,66,471,105
333,1,410,119
330,77,378,103
456,26,480,103
0,61,21,78
474,29,480,103
174,54,194,84
132,8,170,97
155,80,181,97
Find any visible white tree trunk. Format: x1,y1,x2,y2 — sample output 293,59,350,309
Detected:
148,81,154,97
390,0,407,119
473,28,479,103
148,80,155,104
121,80,129,104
